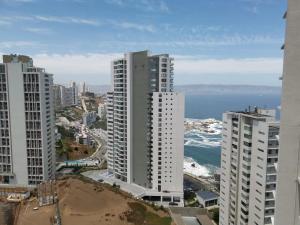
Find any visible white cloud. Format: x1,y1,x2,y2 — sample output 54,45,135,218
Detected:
105,0,123,6
175,57,283,75
33,53,122,83
23,27,53,34
95,34,281,49
0,41,39,48
30,53,282,84
34,16,101,26
105,0,169,13
0,20,11,26
109,20,156,32
1,15,156,32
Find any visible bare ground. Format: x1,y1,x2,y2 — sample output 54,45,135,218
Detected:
16,176,172,225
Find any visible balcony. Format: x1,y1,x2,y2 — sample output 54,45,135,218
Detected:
265,200,275,209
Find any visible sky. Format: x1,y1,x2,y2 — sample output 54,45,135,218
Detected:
0,0,286,86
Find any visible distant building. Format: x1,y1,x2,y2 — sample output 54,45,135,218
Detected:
53,84,63,110
219,108,279,225
107,50,184,206
83,91,95,98
98,103,106,120
0,54,55,186
54,127,62,142
75,133,92,146
82,111,97,127
69,81,78,105
80,82,86,96
196,191,219,208
274,1,300,224
52,82,78,110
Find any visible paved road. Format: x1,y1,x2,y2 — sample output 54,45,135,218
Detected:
86,128,107,167
81,98,88,113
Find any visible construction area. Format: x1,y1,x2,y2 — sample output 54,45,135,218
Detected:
0,175,175,225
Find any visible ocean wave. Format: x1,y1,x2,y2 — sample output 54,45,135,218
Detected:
184,138,221,148
183,157,212,177
185,129,221,137
185,118,222,136
184,117,222,147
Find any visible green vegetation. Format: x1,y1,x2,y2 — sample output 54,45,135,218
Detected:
184,190,200,207
56,125,95,160
184,190,196,201
90,117,107,130
210,208,219,224
86,99,97,111
126,202,172,225
56,138,73,157
57,125,75,138
57,106,84,121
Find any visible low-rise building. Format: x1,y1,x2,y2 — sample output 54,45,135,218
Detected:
196,191,219,208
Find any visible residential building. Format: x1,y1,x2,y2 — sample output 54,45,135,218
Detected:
274,1,300,224
52,82,78,110
69,81,78,105
80,81,86,96
107,50,184,206
98,103,107,120
82,111,97,127
53,84,63,110
0,54,55,186
219,108,279,225
196,191,219,208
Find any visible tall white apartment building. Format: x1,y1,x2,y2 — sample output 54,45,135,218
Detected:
274,1,300,224
0,55,55,186
107,50,184,206
80,81,86,96
219,108,279,225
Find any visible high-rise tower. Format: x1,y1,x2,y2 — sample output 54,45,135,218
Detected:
0,55,55,186
274,1,300,224
107,50,184,206
219,109,279,225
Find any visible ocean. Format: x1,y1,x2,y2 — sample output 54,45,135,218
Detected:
184,93,281,175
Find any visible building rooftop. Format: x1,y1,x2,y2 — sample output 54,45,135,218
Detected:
3,54,32,64
196,191,219,201
227,107,276,119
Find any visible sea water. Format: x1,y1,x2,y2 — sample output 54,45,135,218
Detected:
184,93,281,176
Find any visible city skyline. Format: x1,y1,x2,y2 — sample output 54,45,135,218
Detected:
0,0,286,86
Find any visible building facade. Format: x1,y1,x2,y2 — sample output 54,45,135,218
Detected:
52,82,78,110
0,54,55,186
219,109,279,225
274,1,300,224
107,50,184,206
98,103,107,120
69,81,78,105
82,111,97,127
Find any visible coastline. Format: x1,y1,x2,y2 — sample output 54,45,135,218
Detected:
184,118,222,177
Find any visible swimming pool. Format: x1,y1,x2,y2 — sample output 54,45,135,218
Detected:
182,216,201,225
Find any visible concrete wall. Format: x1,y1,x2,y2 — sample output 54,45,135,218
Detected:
7,62,28,186
275,0,300,224
151,92,184,197
129,51,151,188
